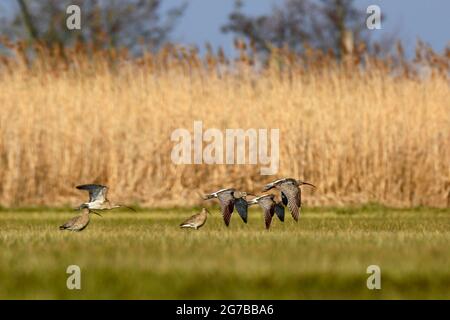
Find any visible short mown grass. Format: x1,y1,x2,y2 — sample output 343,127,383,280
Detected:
0,206,449,299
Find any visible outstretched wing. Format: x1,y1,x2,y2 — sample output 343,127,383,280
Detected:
274,202,285,222
234,197,248,223
217,192,235,227
262,181,276,192
258,198,275,230
76,184,108,202
263,178,289,192
279,183,301,221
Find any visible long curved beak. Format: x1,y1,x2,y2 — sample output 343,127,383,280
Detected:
202,194,215,200
121,205,136,212
301,182,316,188
91,210,103,217
196,191,208,200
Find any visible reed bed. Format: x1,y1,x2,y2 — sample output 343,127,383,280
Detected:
0,40,449,207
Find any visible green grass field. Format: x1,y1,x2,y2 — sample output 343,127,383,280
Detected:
0,205,449,299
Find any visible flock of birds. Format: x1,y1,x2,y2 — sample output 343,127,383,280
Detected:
59,178,315,232
180,178,315,230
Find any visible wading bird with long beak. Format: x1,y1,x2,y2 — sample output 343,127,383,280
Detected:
203,188,252,226
76,184,136,213
59,208,101,232
263,178,315,222
248,194,285,230
180,208,210,230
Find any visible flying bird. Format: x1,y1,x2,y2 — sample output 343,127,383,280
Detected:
263,178,315,222
59,208,101,232
203,188,252,226
180,208,210,230
75,184,136,213
248,194,285,230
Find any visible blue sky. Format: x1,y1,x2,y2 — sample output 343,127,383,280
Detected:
164,0,449,57
1,0,449,57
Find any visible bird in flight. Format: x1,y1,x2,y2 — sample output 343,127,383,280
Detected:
59,208,101,232
203,188,252,226
75,184,136,214
248,194,285,230
180,208,210,230
262,178,315,221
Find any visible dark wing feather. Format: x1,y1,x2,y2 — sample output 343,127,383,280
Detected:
281,192,288,206
76,184,108,202
234,197,248,223
279,183,301,221
258,198,275,230
217,192,235,227
274,202,285,222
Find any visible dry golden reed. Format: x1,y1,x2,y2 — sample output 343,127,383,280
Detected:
0,41,449,208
